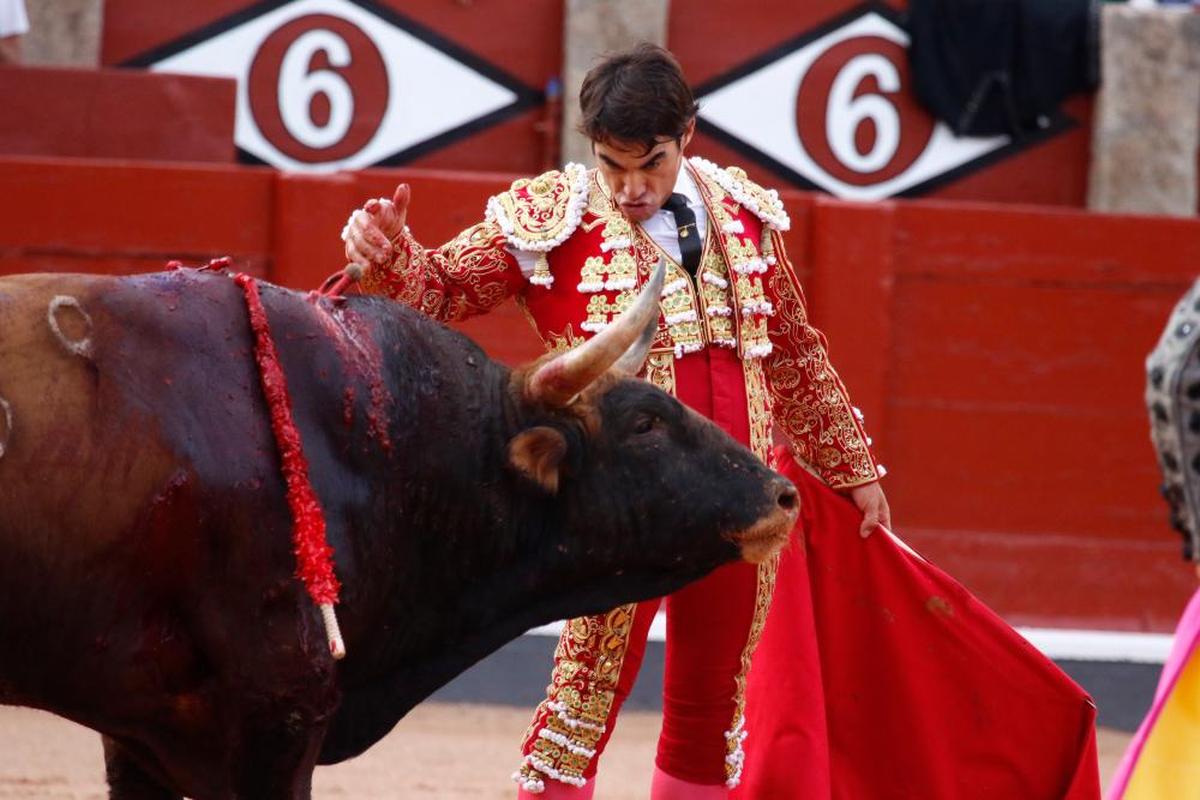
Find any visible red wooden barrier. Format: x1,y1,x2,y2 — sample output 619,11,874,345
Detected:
0,155,1193,630
0,156,272,276
0,67,236,163
808,198,1200,629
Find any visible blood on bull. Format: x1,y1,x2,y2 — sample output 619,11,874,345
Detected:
0,258,796,798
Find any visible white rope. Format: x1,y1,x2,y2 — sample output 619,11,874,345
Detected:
320,603,346,660
0,397,11,459
47,295,94,358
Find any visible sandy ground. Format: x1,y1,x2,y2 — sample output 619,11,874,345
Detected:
0,703,1132,798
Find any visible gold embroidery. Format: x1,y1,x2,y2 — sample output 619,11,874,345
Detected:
490,164,589,250
702,169,728,204
359,221,520,323
578,255,607,292
577,243,637,295
582,289,638,333
661,272,695,322
692,162,778,362
760,226,776,263
729,166,789,230
739,299,773,356
729,356,775,787
532,253,552,286
543,324,587,356
725,236,760,270
735,274,767,307
605,250,638,290
725,553,779,788
698,251,736,348
583,295,616,332
602,215,634,242
742,358,774,463
585,171,618,216
518,604,641,788
645,352,677,395
631,232,705,357
671,319,704,355
764,231,878,487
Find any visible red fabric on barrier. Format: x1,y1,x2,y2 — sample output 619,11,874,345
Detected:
736,448,1100,799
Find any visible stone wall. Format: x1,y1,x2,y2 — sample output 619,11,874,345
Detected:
22,0,104,67
1089,5,1200,216
560,0,669,165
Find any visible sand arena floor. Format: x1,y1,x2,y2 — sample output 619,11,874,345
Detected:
0,703,1132,798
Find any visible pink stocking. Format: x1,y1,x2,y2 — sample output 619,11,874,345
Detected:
651,766,728,799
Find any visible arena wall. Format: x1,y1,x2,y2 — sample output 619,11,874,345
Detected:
0,154,1192,631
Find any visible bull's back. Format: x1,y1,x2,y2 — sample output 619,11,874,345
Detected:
0,270,341,725
0,274,170,546
0,270,358,789
0,268,489,719
0,272,268,549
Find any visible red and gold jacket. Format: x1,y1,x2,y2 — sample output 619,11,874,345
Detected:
360,157,880,489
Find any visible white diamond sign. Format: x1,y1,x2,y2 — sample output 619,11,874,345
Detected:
139,0,532,171
697,7,1019,200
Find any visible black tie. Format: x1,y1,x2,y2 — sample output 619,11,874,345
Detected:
662,193,702,277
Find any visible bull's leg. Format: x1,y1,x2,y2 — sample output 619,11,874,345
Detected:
231,717,328,799
102,737,183,800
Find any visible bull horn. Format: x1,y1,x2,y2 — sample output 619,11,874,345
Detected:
613,285,661,376
528,259,666,406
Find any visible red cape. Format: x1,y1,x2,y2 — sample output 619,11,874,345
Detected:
735,450,1100,799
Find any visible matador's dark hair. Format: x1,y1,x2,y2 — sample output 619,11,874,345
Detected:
578,43,699,154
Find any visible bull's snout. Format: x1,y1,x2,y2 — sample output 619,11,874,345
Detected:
775,478,799,514
734,476,800,564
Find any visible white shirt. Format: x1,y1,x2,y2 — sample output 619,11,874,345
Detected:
509,165,709,277
0,1,28,37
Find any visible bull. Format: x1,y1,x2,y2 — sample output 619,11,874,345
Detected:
0,261,797,798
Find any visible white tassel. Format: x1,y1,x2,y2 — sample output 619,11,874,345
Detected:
320,603,346,660
662,278,688,296
519,754,588,788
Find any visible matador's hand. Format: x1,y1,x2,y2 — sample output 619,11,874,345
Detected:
848,481,891,539
342,183,411,269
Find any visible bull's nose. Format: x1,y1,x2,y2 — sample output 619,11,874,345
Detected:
734,477,800,564
774,478,798,513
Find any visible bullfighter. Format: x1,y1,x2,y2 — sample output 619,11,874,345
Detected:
341,44,888,798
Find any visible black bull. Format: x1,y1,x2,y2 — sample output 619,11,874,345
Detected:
0,269,797,798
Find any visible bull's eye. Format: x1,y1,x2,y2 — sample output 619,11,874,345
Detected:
634,414,658,435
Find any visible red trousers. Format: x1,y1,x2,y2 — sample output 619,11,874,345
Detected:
518,347,771,788
587,558,762,784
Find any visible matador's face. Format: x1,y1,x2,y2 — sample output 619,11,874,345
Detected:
593,119,695,223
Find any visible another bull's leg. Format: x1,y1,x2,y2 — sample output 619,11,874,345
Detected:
231,717,328,799
102,737,183,800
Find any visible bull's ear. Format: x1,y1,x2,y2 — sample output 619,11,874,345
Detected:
508,426,568,494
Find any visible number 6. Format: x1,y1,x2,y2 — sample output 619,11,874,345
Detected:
278,29,356,150
825,54,901,174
